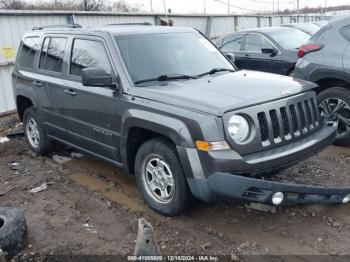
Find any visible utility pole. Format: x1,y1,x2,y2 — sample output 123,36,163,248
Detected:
272,0,274,14
277,0,279,14
150,0,153,13
297,0,300,15
204,0,206,14
163,0,168,19
228,0,230,14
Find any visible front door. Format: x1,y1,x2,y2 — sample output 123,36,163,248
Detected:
63,37,123,163
240,33,277,73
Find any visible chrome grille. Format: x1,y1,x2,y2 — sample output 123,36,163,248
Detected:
257,96,320,146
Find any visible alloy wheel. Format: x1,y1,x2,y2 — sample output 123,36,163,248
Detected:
141,154,175,204
319,97,350,139
26,117,40,148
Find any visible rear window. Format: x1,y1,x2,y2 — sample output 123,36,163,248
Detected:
19,37,40,68
268,29,310,50
39,37,67,73
341,25,350,42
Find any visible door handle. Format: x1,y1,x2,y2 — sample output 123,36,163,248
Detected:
33,81,43,87
64,89,77,96
244,54,250,57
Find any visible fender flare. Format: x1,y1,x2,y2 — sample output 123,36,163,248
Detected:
309,68,350,85
15,84,39,108
121,109,194,147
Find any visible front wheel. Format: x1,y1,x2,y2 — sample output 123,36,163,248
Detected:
135,138,191,216
317,87,350,146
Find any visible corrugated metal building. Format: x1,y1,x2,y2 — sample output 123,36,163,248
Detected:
0,10,328,115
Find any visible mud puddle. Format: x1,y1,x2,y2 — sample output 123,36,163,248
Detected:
63,156,147,212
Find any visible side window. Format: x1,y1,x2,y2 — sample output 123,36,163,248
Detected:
70,39,112,77
245,34,274,52
39,37,67,73
19,37,40,68
341,25,350,42
221,35,243,51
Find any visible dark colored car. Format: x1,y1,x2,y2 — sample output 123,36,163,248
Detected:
295,15,350,146
12,24,349,216
215,27,310,76
282,22,321,35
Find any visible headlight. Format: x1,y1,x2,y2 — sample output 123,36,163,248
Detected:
228,115,250,142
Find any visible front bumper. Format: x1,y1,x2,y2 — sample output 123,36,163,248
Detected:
183,123,348,205
187,173,350,205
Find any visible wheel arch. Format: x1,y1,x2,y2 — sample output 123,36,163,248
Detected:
120,110,194,175
315,77,350,94
16,95,33,121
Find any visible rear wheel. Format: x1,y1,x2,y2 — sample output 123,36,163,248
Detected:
23,107,53,155
317,87,350,146
135,138,191,216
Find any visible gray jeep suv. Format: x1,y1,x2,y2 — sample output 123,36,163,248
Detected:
12,24,350,216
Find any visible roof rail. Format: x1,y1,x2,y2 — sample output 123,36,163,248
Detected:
103,22,153,26
32,24,82,31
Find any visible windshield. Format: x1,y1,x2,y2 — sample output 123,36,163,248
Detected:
115,32,234,85
269,29,310,50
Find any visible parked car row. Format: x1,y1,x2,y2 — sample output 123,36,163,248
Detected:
215,16,350,146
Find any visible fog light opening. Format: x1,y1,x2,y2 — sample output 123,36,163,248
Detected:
342,194,350,204
272,192,284,206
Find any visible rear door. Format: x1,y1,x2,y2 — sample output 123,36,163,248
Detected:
35,35,70,141
63,36,122,163
241,33,279,73
219,34,245,69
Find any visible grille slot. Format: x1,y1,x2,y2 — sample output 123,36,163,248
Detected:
310,98,319,126
280,107,290,136
258,112,269,142
256,96,321,147
289,104,299,133
269,110,280,139
304,100,313,128
297,102,307,130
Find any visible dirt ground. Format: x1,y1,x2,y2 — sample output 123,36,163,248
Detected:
1,121,350,260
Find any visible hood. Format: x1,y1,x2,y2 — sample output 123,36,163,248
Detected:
133,70,317,116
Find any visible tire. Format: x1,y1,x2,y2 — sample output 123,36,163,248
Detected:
317,87,350,146
23,107,53,155
0,207,28,258
135,138,191,216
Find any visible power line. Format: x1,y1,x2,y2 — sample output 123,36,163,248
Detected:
214,0,261,12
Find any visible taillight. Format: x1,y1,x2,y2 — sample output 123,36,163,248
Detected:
297,44,322,58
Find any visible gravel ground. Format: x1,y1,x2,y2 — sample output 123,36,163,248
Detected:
1,121,350,261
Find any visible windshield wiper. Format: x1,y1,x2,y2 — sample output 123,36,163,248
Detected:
197,68,235,78
134,74,198,85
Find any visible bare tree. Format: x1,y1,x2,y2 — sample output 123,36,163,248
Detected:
112,0,140,12
0,0,25,9
81,0,103,11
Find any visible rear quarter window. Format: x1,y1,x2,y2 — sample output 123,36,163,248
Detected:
18,37,40,69
340,25,350,42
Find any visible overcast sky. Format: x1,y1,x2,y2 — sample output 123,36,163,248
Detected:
119,0,350,14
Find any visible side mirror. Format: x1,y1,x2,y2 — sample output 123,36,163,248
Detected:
261,48,278,57
82,68,115,88
225,52,235,63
